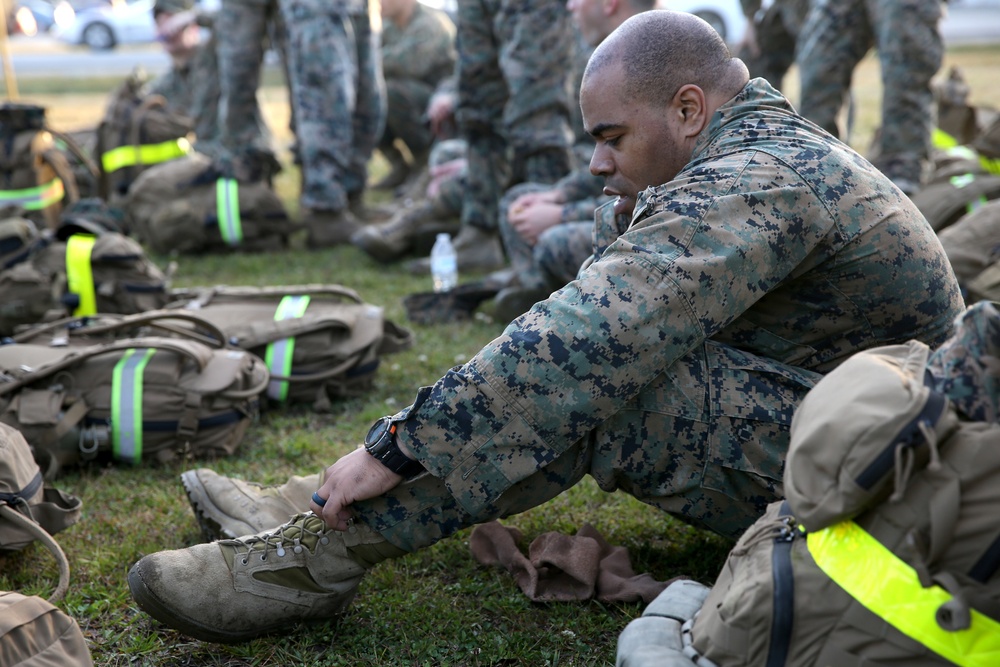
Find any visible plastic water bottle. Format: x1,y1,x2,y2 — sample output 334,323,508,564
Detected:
430,233,458,292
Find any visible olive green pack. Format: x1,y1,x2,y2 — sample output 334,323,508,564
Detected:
682,329,1000,666
166,284,415,411
124,152,295,255
0,323,269,479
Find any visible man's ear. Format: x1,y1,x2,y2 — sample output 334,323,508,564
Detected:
604,0,621,16
673,84,709,138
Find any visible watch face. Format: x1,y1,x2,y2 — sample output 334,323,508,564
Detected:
366,418,389,447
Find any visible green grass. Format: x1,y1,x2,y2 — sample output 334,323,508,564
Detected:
2,43,1000,666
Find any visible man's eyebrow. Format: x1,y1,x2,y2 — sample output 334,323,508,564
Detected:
588,122,624,139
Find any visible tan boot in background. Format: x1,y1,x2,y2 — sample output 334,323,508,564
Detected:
127,513,405,644
303,209,362,248
181,468,319,541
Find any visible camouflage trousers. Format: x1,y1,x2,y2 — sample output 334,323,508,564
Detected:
381,78,436,160
498,182,593,291
282,0,385,211
737,0,808,90
455,0,575,232
213,0,280,174
797,0,944,187
355,341,822,545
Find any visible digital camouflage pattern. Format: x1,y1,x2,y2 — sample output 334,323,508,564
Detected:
282,0,385,212
497,181,603,292
927,300,1000,425
146,30,224,148
353,79,965,547
455,0,575,232
211,0,280,178
737,0,808,90
797,0,944,190
380,2,455,161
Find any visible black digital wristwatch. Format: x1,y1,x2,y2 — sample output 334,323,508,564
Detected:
364,417,425,479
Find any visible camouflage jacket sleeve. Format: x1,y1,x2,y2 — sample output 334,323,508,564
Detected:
381,4,456,86
395,79,964,518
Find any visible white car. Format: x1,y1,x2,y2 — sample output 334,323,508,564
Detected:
52,0,157,50
663,0,748,44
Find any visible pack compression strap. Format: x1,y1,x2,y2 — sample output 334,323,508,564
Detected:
807,520,1000,667
100,137,192,173
216,178,243,247
265,295,311,401
111,348,156,464
65,234,97,316
0,177,64,210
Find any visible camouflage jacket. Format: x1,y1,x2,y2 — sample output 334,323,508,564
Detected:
382,3,456,89
396,78,965,517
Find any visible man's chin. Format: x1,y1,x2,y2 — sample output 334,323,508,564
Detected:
612,196,634,217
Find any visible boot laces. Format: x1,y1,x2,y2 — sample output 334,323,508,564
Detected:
228,513,332,564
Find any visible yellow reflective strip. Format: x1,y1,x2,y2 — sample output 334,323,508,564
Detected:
808,521,1000,667
101,137,192,173
65,234,97,316
933,128,960,150
980,155,1000,176
0,178,64,209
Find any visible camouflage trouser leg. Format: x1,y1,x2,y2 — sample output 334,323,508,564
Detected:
497,182,550,287
283,1,385,210
535,221,593,290
737,2,798,90
797,0,872,138
455,0,574,232
354,341,821,547
868,0,943,186
382,78,435,158
215,0,276,163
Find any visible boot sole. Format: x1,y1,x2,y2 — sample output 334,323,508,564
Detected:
180,470,245,542
127,561,349,644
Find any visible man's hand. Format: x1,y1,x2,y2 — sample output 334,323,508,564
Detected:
427,157,466,198
510,200,564,246
427,93,457,139
311,448,403,531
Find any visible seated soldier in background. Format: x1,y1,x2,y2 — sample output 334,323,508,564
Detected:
373,0,457,192
127,10,963,645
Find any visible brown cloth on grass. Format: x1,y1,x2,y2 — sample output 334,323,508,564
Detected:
468,521,680,604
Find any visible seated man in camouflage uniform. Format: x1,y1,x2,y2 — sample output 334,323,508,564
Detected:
127,10,964,644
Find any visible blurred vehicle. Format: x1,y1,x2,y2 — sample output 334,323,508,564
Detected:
51,0,157,50
10,0,57,35
665,0,747,44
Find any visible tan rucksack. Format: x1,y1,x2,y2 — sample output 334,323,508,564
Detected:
167,284,415,411
0,329,269,479
681,303,1000,667
0,591,93,666
0,103,80,232
0,220,173,336
937,198,1000,287
96,72,194,201
910,171,1000,232
124,152,296,254
0,422,82,602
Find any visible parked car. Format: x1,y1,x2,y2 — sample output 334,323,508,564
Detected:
665,0,747,44
52,0,157,50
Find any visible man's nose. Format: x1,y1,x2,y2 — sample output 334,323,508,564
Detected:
590,145,611,177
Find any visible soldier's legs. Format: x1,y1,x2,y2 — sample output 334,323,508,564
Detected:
497,182,552,283
869,0,943,191
383,78,435,162
535,221,593,290
797,0,872,138
738,3,798,90
354,341,821,548
348,7,385,201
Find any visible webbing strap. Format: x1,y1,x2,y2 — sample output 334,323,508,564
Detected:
65,234,97,316
767,501,795,667
215,178,243,247
808,520,1000,667
265,295,311,401
100,137,192,173
111,348,155,464
0,177,64,210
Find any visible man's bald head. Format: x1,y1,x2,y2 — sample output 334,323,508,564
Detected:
584,9,748,109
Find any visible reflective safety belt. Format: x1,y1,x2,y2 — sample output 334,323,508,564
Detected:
65,234,97,316
0,177,64,210
265,295,311,401
807,520,1000,667
111,348,156,464
950,173,989,214
101,137,192,173
216,178,243,247
933,128,1000,176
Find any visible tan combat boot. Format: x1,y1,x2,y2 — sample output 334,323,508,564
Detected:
405,225,506,275
303,209,362,248
350,199,440,262
181,468,318,541
127,513,406,644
